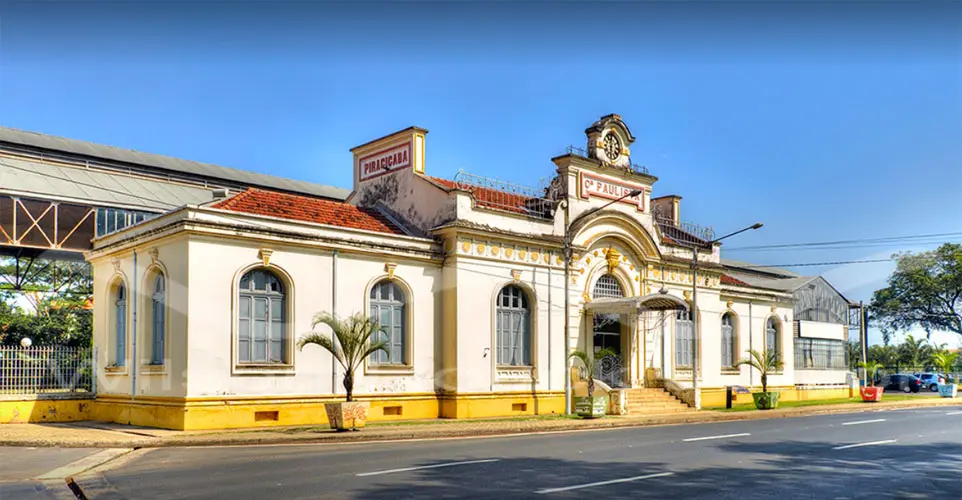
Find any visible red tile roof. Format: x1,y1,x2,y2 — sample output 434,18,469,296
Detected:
425,176,546,216
721,274,750,287
211,188,403,235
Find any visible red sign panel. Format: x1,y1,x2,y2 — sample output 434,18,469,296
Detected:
359,143,412,181
578,172,645,211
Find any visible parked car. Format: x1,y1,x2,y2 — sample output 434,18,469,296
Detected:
876,374,923,393
917,373,947,392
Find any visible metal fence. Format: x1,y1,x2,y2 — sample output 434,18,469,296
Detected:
0,346,93,395
794,338,848,370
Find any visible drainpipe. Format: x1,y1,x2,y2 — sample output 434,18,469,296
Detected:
748,301,754,388
547,266,552,391
660,311,666,380
131,250,138,399
332,249,338,395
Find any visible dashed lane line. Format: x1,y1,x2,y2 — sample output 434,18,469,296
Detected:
356,459,500,477
535,472,675,494
833,439,897,450
682,433,750,442
841,419,886,426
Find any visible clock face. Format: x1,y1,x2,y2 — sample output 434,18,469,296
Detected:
603,133,621,162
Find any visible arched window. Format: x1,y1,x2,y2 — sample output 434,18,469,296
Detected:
675,310,693,368
766,317,780,359
238,269,287,364
721,313,735,368
496,285,531,366
592,274,624,299
370,280,406,365
114,284,127,367
150,274,166,365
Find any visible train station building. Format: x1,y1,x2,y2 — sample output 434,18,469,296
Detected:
2,116,854,429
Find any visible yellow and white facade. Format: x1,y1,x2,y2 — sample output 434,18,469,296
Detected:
81,115,853,430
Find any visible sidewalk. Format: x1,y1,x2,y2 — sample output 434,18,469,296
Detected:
1,397,958,449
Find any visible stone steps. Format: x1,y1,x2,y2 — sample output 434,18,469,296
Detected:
621,387,694,415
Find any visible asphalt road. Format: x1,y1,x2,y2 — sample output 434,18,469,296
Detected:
5,406,962,499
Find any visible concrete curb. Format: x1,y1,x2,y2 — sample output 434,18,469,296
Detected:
2,398,958,449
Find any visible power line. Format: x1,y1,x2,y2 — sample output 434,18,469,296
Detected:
725,232,962,252
735,258,894,269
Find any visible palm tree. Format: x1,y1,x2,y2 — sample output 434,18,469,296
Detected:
898,334,930,371
568,348,617,398
857,360,885,386
929,351,959,384
297,312,389,402
734,349,783,394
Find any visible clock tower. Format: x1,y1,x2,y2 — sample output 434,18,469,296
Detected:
585,114,636,170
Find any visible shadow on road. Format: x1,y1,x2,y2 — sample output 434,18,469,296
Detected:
349,441,962,499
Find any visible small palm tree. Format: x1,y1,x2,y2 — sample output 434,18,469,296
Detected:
297,312,389,402
930,351,959,384
857,360,885,386
734,349,783,393
569,348,617,398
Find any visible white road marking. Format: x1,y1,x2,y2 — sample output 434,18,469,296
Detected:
356,459,499,477
535,472,674,494
833,439,897,450
682,433,750,442
945,411,962,416
841,418,886,426
35,448,133,480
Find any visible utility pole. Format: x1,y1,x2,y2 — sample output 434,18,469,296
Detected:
860,301,868,384
688,222,763,410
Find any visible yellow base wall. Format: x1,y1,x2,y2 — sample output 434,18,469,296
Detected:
701,386,854,408
439,392,565,419
0,397,94,424
84,392,562,430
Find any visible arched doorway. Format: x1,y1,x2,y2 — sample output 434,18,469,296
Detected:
592,274,625,388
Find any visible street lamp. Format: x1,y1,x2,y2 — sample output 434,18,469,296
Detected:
562,188,644,415
688,222,762,409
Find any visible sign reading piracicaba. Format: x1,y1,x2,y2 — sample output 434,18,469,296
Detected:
579,172,646,211
359,143,412,181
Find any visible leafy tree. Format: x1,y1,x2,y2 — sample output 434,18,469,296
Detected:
845,340,863,369
735,349,784,393
896,334,932,371
869,243,962,342
929,350,959,383
867,344,899,368
297,312,388,402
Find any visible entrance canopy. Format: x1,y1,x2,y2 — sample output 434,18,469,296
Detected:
585,290,690,315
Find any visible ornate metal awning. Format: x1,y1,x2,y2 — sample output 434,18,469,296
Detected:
585,290,690,315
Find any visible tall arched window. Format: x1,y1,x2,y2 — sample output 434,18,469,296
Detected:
238,269,287,364
766,317,780,359
496,285,531,366
675,310,693,368
721,313,735,369
370,280,406,365
114,284,127,367
150,274,166,365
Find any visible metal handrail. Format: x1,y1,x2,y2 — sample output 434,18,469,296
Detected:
563,145,650,175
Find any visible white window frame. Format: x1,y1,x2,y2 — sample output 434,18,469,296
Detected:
496,285,531,367
369,280,407,366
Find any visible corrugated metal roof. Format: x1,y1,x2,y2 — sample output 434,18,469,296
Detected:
721,258,801,278
0,155,216,211
0,126,350,201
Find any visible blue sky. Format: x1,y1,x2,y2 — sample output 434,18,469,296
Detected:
2,1,960,346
